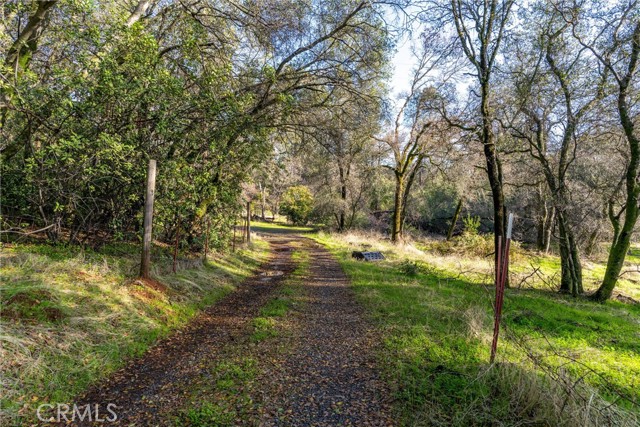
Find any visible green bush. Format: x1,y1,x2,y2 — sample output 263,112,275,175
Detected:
462,214,481,235
280,186,314,225
399,260,420,276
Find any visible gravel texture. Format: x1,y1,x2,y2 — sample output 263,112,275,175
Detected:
65,235,393,426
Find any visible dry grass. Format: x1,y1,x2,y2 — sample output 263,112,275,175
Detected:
478,362,637,427
326,229,640,300
0,238,269,425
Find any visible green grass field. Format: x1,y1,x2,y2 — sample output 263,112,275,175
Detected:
0,239,269,424
313,231,640,426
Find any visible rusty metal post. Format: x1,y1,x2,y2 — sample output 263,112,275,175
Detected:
490,213,514,363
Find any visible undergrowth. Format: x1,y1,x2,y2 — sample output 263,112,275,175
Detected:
0,239,269,425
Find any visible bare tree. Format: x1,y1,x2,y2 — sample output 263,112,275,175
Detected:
442,0,515,264
570,1,640,301
380,39,449,242
504,4,607,295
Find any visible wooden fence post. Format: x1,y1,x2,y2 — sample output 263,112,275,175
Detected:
246,201,251,243
232,220,237,252
447,198,464,241
172,227,180,273
204,217,210,261
140,159,157,279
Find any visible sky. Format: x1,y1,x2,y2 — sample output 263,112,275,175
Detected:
389,35,416,99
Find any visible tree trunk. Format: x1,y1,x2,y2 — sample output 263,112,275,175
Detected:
596,227,635,301
140,159,157,279
593,22,640,302
447,198,463,241
542,206,554,253
481,88,507,276
585,227,600,257
259,182,266,220
4,1,58,73
477,72,508,280
557,212,583,295
536,205,555,253
338,165,347,232
596,167,639,301
536,184,554,252
391,177,404,242
246,201,251,243
1,1,58,160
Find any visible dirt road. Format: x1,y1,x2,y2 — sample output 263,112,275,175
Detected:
72,234,392,426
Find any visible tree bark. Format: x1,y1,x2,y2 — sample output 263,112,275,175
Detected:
259,182,266,220
481,85,507,275
391,176,404,242
4,1,58,73
338,164,347,231
593,21,640,302
535,184,554,252
1,1,58,160
140,159,157,279
447,198,464,241
246,201,251,243
557,211,583,295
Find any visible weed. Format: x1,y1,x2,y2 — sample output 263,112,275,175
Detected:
175,402,234,427
462,214,481,235
399,260,420,277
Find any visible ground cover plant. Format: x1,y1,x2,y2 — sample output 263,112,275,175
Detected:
314,231,640,426
0,239,269,424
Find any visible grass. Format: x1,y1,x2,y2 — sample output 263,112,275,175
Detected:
251,247,310,342
250,220,316,235
174,357,260,427
174,358,259,427
313,230,640,426
421,233,640,300
0,239,269,425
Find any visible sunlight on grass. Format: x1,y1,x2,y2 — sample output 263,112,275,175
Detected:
313,231,639,426
0,239,269,425
250,220,316,235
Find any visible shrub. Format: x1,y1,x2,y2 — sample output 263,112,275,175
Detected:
462,214,481,235
399,260,420,276
279,186,314,225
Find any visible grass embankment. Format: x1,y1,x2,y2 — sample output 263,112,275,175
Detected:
0,239,269,424
175,246,311,426
314,231,640,426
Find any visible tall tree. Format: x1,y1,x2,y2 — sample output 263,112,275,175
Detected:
571,1,640,301
441,0,515,264
381,38,448,242
504,4,606,295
